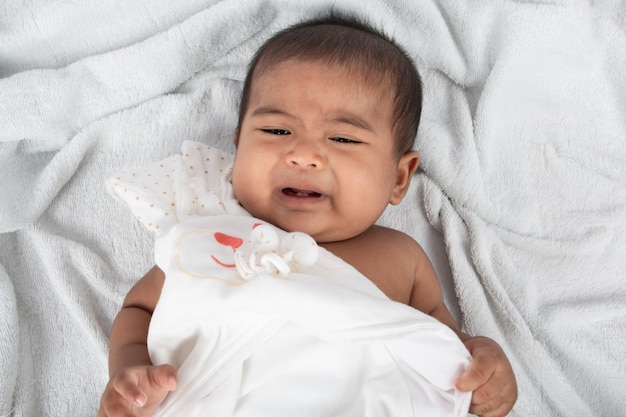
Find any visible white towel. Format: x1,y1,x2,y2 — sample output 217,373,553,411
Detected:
1,1,625,416
417,2,626,415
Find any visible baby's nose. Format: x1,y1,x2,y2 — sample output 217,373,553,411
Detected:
285,140,324,168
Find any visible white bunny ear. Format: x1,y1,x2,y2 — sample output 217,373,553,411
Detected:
249,224,280,250
106,141,245,236
105,154,185,236
281,232,319,266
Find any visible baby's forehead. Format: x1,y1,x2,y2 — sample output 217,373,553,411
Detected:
248,58,396,130
253,57,394,95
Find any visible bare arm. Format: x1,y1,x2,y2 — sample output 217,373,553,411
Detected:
405,238,463,334
403,234,517,416
99,266,177,417
408,236,517,416
108,266,165,375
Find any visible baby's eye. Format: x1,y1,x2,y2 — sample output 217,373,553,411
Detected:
331,137,360,144
262,129,291,136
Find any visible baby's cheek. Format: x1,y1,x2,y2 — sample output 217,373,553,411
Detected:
230,164,248,200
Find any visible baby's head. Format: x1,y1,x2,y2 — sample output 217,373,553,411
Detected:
237,14,422,159
231,15,423,242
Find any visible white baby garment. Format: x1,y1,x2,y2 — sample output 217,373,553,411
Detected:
107,141,472,417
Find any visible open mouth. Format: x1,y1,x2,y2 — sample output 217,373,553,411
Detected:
282,187,322,198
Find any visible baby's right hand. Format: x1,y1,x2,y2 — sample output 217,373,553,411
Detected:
98,364,178,417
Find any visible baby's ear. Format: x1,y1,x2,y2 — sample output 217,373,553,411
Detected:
390,150,419,205
233,128,240,147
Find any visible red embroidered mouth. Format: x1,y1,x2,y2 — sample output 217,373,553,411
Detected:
282,188,322,198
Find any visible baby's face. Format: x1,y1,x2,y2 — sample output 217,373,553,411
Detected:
232,59,405,243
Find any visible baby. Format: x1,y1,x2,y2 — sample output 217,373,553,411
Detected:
99,15,517,417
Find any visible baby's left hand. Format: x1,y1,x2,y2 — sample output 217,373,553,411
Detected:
455,336,518,417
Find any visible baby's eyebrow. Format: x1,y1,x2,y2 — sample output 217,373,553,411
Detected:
251,106,296,119
251,106,375,133
328,114,375,133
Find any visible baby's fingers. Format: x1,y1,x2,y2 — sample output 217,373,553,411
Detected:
147,364,178,392
455,354,495,393
471,400,516,417
99,365,178,417
99,378,144,417
112,369,149,407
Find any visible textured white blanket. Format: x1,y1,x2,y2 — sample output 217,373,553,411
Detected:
1,1,625,416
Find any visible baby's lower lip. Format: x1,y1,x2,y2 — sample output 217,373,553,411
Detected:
282,188,322,198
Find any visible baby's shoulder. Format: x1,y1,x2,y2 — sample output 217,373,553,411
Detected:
367,224,419,244
360,225,424,259
322,226,428,303
323,225,421,257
